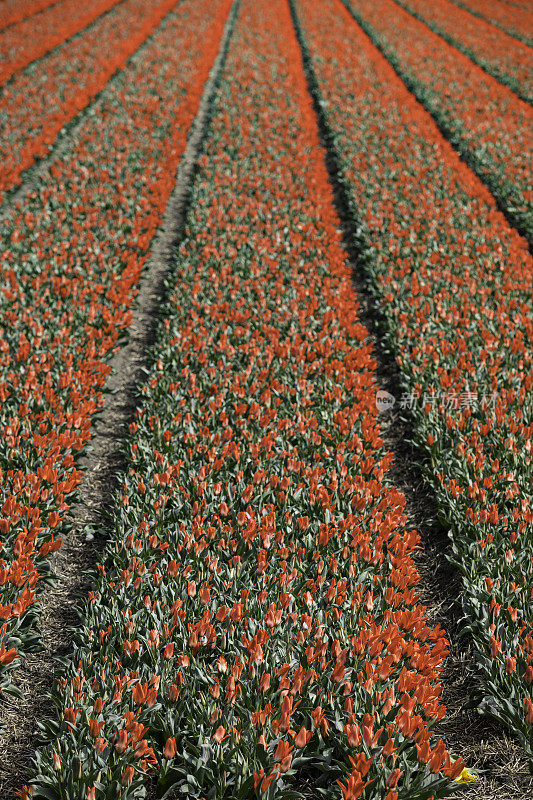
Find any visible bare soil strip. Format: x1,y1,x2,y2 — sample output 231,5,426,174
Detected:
0,0,64,34
0,0,127,87
288,0,533,796
337,0,533,252
391,0,532,106
0,0,178,223
444,0,533,49
0,2,238,794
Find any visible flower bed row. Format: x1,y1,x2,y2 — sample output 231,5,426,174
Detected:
0,0,179,205
0,0,61,31
449,0,533,46
23,0,467,798
294,0,533,765
0,0,232,704
0,0,122,85
393,0,533,102
340,0,532,244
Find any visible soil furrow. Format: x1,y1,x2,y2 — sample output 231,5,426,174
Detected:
391,0,532,105
0,0,126,86
447,0,533,47
287,0,533,796
0,0,181,223
0,0,64,34
337,0,533,251
0,2,238,794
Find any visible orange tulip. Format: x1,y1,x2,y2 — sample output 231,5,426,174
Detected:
163,737,177,759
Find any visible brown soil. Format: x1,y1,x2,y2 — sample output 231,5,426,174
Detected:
288,1,533,795
0,4,237,795
1,1,528,797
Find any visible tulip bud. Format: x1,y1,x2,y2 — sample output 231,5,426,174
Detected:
163,737,177,759
121,766,135,786
213,726,226,743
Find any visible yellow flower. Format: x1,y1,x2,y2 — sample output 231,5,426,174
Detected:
457,767,478,783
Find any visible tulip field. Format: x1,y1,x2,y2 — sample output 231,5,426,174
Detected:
0,0,531,798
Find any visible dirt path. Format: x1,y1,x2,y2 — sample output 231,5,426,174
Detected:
1,0,530,795
0,3,238,794
288,0,533,795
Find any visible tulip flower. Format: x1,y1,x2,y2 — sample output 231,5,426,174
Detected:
163,737,177,759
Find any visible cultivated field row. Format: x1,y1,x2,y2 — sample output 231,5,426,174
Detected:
0,0,531,798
